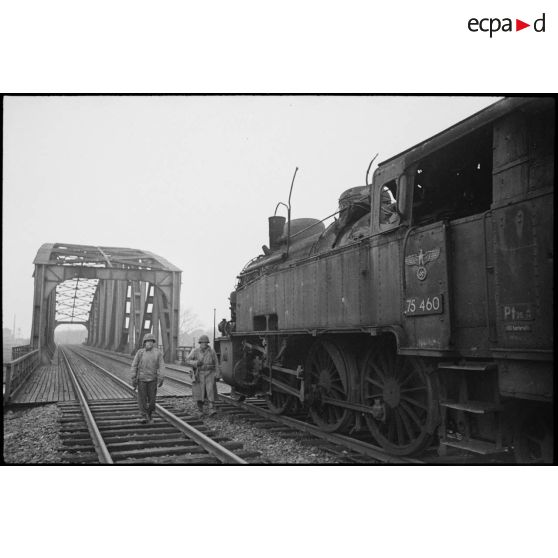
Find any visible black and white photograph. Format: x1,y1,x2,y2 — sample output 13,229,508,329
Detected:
3,95,554,466
1,2,556,557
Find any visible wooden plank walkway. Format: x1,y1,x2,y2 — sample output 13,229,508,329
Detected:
10,364,76,404
8,346,193,405
77,347,191,397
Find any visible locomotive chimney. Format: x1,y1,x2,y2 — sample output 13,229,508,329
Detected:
268,216,286,251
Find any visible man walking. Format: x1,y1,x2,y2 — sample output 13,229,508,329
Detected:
131,333,165,424
186,335,220,416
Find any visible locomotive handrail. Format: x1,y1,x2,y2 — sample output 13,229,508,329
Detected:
240,252,286,275
3,349,40,405
400,225,417,292
290,208,343,240
482,210,497,343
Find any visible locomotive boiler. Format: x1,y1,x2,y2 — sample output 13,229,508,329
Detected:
216,97,554,462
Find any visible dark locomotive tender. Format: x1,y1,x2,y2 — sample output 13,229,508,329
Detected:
216,97,554,463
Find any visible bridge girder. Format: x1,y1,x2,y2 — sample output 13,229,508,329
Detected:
31,243,182,364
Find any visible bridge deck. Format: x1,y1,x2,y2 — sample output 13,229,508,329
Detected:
9,350,193,405
10,364,76,404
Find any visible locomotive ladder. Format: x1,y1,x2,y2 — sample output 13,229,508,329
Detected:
437,361,508,457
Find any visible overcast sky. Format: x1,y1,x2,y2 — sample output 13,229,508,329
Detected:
3,95,500,336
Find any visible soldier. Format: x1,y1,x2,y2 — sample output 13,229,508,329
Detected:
130,333,165,424
186,334,220,416
217,318,228,336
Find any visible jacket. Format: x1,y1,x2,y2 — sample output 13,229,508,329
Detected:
131,347,166,382
186,346,220,375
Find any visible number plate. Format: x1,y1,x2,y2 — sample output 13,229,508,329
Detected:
404,294,444,316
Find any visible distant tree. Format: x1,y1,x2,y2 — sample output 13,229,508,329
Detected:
179,308,203,346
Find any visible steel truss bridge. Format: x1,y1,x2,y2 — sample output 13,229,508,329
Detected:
31,243,181,364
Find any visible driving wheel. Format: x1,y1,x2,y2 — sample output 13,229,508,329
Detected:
361,345,438,456
306,339,355,432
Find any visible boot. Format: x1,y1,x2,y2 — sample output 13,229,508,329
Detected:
208,403,217,417
196,401,204,414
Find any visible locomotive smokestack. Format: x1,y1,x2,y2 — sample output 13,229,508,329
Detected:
268,216,286,251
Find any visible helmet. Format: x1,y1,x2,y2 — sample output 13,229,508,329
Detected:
198,335,210,344
142,333,157,344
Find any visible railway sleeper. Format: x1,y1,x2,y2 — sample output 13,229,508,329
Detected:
119,454,221,464
106,439,202,451
102,432,196,443
62,452,99,463
61,444,95,453
59,434,94,443
110,446,208,459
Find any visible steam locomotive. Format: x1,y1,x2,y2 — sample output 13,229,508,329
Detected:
216,97,554,462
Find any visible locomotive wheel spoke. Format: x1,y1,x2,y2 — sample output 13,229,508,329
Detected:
306,339,356,433
365,377,384,389
361,345,438,456
398,368,417,387
370,367,386,389
264,369,298,415
330,382,346,397
400,400,423,430
374,361,388,383
398,407,415,441
387,414,396,441
400,395,428,411
394,412,405,445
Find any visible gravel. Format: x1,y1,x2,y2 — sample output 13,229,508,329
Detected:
3,405,64,464
3,397,344,464
172,397,343,464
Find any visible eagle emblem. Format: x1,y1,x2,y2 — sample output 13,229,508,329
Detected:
405,247,440,280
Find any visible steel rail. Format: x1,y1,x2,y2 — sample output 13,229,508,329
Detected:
73,346,423,462
219,394,422,464
68,347,247,464
78,346,195,387
59,347,113,464
83,345,226,379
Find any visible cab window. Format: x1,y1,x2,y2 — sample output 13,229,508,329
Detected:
411,125,492,225
379,180,399,226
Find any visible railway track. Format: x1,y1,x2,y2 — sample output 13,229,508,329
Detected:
75,345,513,463
57,346,258,464
77,345,195,392
70,345,422,463
212,396,422,463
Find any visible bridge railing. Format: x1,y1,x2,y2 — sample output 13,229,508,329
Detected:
176,346,193,364
156,345,193,363
3,349,40,404
12,344,32,360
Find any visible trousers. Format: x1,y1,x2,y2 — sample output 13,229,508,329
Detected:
137,380,158,417
192,370,217,405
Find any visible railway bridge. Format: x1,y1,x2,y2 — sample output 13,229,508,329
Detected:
4,242,182,405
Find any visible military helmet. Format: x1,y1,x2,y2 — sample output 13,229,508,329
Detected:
198,334,210,344
142,333,157,344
